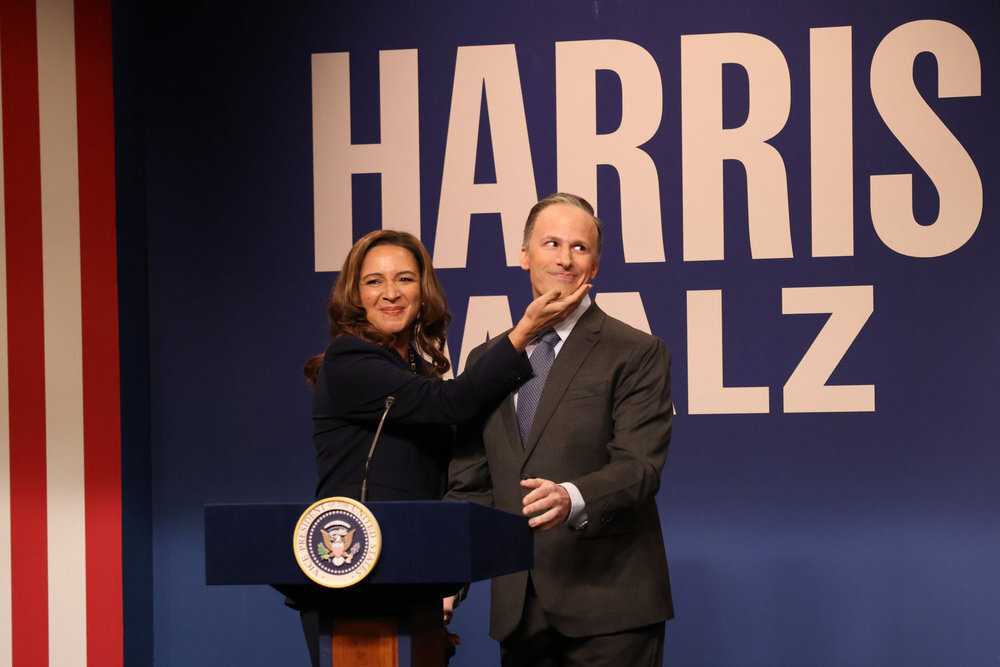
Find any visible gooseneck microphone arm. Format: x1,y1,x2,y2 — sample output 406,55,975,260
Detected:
360,396,395,502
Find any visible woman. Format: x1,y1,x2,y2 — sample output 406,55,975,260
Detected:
304,229,588,502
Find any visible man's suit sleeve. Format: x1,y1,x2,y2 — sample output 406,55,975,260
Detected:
445,342,496,507
571,335,673,534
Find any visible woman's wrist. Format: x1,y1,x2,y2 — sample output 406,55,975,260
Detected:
507,321,533,353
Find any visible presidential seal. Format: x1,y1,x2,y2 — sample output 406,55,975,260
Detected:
293,497,381,588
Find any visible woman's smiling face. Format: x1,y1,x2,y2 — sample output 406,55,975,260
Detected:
359,244,422,343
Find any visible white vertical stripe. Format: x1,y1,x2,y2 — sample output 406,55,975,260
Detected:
37,0,88,664
0,24,15,667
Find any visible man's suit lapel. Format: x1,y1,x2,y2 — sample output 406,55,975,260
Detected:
521,305,605,462
482,331,536,460
498,394,523,459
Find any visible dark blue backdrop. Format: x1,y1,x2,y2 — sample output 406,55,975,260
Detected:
117,0,999,664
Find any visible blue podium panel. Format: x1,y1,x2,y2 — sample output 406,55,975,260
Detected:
205,500,533,587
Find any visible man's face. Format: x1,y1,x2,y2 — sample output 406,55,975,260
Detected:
519,203,600,299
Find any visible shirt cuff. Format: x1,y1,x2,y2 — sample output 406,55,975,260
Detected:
559,482,589,529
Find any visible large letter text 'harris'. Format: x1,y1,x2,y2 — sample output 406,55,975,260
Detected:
312,20,982,270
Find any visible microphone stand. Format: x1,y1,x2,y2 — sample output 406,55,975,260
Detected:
360,396,395,502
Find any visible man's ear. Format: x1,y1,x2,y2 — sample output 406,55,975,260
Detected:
589,261,599,281
520,246,530,271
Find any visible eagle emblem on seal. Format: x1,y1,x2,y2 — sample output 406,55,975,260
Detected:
318,519,360,566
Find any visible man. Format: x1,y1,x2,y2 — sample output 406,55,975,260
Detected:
447,193,674,666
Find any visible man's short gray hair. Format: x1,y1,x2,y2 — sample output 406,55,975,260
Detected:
522,193,603,259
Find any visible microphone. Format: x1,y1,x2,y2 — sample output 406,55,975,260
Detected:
360,396,395,502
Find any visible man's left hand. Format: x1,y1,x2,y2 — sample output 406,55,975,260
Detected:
520,478,570,531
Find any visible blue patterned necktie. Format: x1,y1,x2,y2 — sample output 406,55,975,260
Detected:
516,329,560,445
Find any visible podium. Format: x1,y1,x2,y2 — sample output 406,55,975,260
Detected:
205,500,532,666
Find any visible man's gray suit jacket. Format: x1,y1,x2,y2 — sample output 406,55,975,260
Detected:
447,304,674,641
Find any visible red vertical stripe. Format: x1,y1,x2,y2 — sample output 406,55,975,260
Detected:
75,0,123,664
1,0,50,664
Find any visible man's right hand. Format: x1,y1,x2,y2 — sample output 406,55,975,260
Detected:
520,477,572,531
